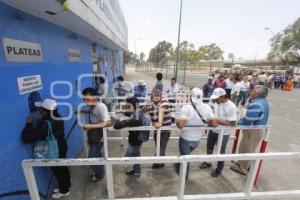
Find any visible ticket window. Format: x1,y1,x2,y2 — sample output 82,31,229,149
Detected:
28,91,41,113
28,91,42,127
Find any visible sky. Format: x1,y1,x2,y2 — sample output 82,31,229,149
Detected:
119,0,300,60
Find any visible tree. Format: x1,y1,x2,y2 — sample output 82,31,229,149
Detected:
197,43,224,61
124,51,135,64
148,41,173,65
140,52,145,62
268,18,300,65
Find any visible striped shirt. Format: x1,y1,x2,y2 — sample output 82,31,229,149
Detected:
149,98,172,126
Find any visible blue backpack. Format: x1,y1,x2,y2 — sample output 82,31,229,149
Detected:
138,112,151,142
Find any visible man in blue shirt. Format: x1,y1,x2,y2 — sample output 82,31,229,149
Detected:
230,85,269,175
203,77,214,98
132,80,148,98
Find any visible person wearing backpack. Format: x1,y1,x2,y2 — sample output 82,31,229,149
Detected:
114,96,150,176
142,89,172,169
176,88,217,179
22,99,71,199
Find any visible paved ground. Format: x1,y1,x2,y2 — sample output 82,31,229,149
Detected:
56,67,300,200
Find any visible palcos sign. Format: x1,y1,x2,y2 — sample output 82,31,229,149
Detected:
2,38,43,62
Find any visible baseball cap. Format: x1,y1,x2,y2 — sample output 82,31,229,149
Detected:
138,80,146,86
190,88,203,104
208,76,214,80
210,88,226,100
34,99,58,111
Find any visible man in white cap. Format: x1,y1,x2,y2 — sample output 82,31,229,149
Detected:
199,88,237,177
132,80,148,97
175,88,217,178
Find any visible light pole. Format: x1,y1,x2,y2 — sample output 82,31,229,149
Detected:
174,0,183,80
264,27,275,72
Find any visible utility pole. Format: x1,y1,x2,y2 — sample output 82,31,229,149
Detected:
174,0,183,80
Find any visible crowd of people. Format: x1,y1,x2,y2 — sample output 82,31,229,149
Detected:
21,71,270,199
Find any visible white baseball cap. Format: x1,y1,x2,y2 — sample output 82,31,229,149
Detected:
34,99,58,111
210,88,226,100
138,80,146,86
190,88,203,104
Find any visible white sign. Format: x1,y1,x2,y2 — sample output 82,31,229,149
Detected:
68,48,81,62
17,75,43,95
2,38,43,62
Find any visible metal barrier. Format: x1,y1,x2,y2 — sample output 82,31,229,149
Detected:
103,125,271,159
103,125,271,186
23,152,300,200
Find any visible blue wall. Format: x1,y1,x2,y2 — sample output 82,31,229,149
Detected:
0,3,124,199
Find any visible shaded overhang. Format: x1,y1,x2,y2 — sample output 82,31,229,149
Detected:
1,0,128,51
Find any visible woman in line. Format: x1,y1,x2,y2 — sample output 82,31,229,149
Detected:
22,99,71,199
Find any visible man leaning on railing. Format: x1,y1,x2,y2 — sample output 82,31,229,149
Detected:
175,88,217,179
113,96,150,176
141,88,172,169
230,85,270,175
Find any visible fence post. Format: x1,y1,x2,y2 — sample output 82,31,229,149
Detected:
22,163,40,200
232,129,240,153
177,161,187,200
120,130,126,147
254,127,271,185
244,159,261,197
156,129,161,157
103,128,109,158
106,163,115,200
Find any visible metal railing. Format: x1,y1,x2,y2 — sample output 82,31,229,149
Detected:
23,152,300,200
21,126,286,200
103,125,271,159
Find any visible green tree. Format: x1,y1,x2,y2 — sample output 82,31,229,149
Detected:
268,18,300,65
124,51,135,64
148,41,173,65
140,52,145,62
197,43,224,60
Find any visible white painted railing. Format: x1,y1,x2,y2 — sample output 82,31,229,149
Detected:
103,125,271,159
22,152,300,200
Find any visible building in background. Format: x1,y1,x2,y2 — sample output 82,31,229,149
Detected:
0,0,127,199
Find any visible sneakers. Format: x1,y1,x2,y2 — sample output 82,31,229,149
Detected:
91,175,103,183
126,170,140,176
53,188,60,193
199,162,212,169
230,164,248,175
211,170,221,177
52,191,70,199
152,163,165,169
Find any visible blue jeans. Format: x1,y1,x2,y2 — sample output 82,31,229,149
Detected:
207,131,230,173
88,142,104,179
237,91,249,106
125,144,141,174
179,137,199,177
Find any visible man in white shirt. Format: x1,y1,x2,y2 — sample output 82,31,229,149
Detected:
231,77,241,105
81,87,112,182
225,76,233,98
176,88,217,178
200,88,237,177
237,75,250,107
257,72,267,85
167,77,179,97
